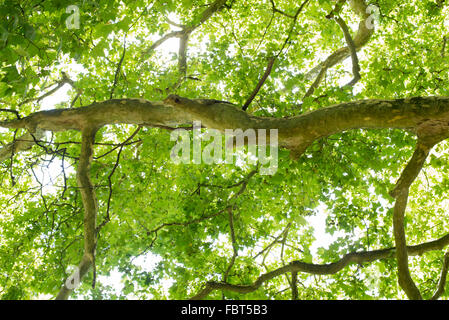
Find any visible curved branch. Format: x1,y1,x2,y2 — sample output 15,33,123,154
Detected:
304,0,373,97
392,187,423,300
190,232,449,299
55,127,99,300
2,96,449,161
0,129,44,162
334,15,361,88
141,0,227,57
389,121,449,299
430,251,449,300
391,141,432,300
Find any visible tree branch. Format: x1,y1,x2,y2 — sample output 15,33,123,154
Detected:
334,15,361,88
3,97,449,162
430,251,449,300
269,0,296,19
110,37,127,99
242,57,276,111
389,120,449,299
223,207,238,283
242,0,310,111
141,0,227,58
0,129,44,162
55,127,99,299
97,126,141,232
304,0,373,98
190,232,449,299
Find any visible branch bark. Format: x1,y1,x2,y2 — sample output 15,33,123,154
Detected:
388,119,449,299
2,96,449,161
334,15,361,88
141,0,227,57
242,56,276,111
304,0,373,98
190,231,449,299
55,127,99,300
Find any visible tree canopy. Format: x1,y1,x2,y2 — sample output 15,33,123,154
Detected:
0,0,449,300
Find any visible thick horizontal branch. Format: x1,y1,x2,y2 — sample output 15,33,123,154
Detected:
2,96,449,160
190,232,449,299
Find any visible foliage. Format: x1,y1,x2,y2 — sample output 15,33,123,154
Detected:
0,0,448,300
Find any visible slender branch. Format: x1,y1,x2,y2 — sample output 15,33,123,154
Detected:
194,169,258,194
166,17,185,28
304,0,373,98
242,57,276,111
19,72,77,107
223,207,238,283
97,126,141,232
190,232,449,299
430,251,449,300
142,30,185,55
389,125,449,299
141,0,227,58
242,0,310,111
254,222,291,259
303,62,329,99
269,0,296,19
56,127,99,300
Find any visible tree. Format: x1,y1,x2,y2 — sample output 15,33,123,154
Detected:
0,0,448,300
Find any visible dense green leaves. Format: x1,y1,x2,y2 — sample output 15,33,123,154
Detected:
0,0,448,300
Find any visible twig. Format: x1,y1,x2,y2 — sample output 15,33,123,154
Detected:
223,207,238,283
